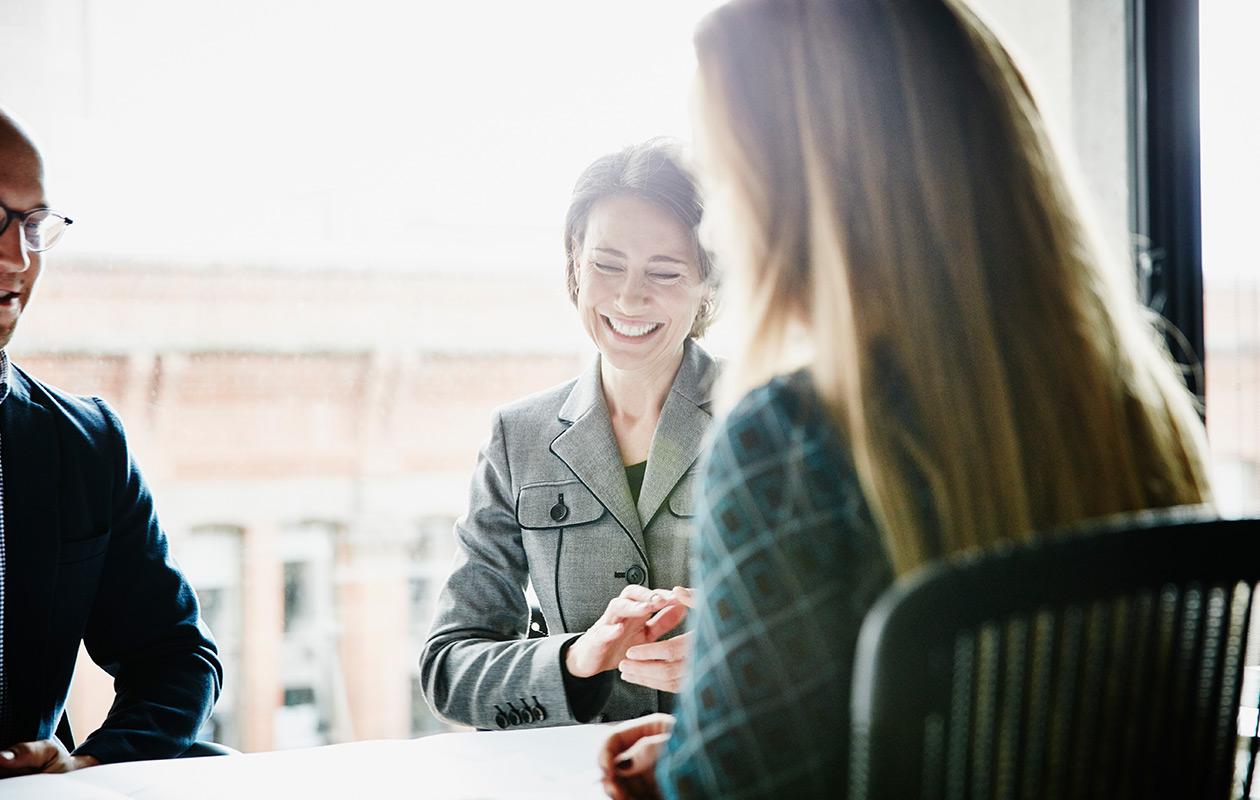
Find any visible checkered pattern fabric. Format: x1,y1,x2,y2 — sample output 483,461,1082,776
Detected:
658,370,894,798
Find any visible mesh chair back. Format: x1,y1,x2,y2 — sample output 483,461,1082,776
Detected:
850,512,1260,800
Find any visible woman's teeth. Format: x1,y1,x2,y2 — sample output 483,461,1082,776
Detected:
605,316,661,338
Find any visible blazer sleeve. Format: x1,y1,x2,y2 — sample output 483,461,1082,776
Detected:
656,380,894,798
419,410,596,728
73,399,223,764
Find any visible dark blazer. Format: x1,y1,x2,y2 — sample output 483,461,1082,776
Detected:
1,364,222,763
421,339,718,729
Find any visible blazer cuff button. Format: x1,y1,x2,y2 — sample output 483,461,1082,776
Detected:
530,695,547,722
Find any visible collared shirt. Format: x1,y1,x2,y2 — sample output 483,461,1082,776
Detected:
0,349,12,736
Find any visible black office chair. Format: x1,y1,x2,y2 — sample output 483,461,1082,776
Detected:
55,712,240,758
849,511,1260,800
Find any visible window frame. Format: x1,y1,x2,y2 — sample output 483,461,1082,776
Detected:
1130,0,1205,405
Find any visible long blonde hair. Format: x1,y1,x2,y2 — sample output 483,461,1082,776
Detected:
693,0,1213,575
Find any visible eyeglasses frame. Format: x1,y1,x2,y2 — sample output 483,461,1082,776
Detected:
0,205,74,253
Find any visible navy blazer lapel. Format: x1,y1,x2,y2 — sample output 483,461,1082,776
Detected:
1,371,62,734
636,340,717,527
550,359,647,557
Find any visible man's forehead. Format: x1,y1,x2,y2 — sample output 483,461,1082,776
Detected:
0,123,45,207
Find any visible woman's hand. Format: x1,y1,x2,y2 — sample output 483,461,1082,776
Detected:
565,586,688,679
619,586,695,692
598,713,675,800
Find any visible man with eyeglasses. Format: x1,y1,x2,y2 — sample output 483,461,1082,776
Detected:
0,109,222,777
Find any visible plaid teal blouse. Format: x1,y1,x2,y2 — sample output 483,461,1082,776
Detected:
658,371,895,798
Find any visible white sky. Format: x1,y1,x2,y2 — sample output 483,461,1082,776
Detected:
1200,1,1260,282
3,1,723,272
0,1,1251,281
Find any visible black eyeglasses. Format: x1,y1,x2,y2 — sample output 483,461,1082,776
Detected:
0,206,74,253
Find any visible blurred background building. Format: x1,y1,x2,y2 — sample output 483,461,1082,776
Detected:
0,0,1255,753
12,261,588,749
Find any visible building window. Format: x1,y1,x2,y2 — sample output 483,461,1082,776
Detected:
181,525,245,749
275,521,342,749
409,515,458,736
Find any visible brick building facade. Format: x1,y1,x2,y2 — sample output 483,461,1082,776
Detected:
11,259,588,751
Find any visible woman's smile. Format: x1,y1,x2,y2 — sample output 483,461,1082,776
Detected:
603,314,663,340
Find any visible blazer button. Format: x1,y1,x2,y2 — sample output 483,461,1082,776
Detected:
550,493,569,523
625,564,646,585
522,697,543,723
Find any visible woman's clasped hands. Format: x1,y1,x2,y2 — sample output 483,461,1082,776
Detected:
565,586,697,692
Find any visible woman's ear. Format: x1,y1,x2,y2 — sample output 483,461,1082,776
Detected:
690,280,720,339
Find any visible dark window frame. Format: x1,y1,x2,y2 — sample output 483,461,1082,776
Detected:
1130,0,1204,404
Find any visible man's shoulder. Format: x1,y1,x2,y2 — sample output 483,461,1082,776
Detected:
9,363,117,440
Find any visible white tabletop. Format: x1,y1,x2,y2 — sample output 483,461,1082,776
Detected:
0,723,612,799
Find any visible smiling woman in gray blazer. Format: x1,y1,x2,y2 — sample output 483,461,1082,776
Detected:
420,142,719,730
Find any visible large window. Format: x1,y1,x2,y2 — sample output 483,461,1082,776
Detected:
1201,1,1260,515
3,0,723,751
2,0,1207,752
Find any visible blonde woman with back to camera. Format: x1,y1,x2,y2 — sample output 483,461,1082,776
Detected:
599,0,1213,797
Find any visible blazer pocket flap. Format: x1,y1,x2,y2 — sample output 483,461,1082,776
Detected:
517,481,605,529
669,475,699,517
59,531,112,564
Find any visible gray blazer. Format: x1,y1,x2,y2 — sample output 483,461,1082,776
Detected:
420,339,718,729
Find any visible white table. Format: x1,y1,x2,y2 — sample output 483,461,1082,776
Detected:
0,724,612,799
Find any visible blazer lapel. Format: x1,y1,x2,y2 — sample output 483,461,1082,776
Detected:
550,360,647,557
2,371,62,734
636,339,718,527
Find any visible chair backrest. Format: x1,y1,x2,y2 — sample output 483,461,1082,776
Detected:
849,512,1260,800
